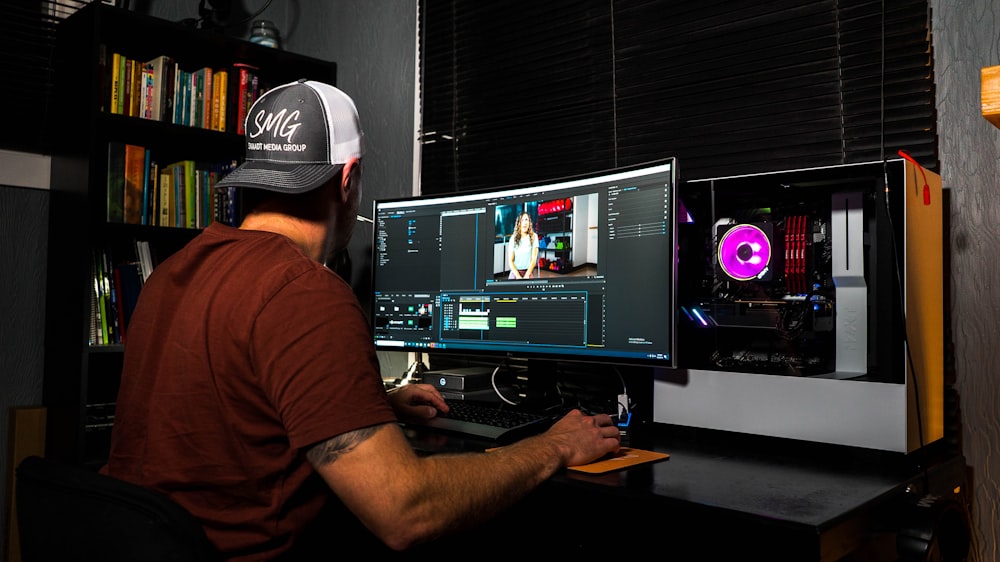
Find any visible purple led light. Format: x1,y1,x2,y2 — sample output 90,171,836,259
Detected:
718,224,771,281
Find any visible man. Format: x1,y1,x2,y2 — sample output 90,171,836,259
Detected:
102,79,620,560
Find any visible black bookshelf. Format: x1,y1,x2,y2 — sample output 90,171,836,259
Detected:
43,3,337,467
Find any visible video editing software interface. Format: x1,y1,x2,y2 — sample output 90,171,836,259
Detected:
371,160,678,367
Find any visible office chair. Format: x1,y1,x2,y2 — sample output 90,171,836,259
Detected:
15,455,221,562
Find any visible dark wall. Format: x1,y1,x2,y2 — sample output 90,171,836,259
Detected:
0,180,49,554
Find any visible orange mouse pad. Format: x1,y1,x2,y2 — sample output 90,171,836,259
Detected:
567,447,669,474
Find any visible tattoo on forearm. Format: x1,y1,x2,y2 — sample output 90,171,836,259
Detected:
306,425,381,466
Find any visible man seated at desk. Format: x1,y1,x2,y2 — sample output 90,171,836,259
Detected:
100,79,621,560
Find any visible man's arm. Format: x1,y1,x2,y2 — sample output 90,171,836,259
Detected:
307,409,619,551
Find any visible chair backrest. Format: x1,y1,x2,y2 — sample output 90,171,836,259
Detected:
15,455,221,562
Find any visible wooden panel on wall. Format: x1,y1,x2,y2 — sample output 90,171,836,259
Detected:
5,407,46,562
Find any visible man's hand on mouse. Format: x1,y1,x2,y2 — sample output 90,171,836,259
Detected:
542,409,621,467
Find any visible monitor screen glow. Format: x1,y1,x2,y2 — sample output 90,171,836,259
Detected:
370,159,678,368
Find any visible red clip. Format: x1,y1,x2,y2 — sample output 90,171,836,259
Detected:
923,184,931,205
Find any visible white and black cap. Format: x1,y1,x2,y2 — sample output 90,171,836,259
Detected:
216,79,364,193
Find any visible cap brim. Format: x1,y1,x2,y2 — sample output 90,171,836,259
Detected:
215,161,345,193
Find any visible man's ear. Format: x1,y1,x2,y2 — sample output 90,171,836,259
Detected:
339,158,360,201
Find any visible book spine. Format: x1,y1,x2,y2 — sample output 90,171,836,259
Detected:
172,64,183,125
112,264,127,345
98,44,108,113
141,148,152,225
174,164,185,227
137,240,154,282
147,160,159,226
185,160,197,229
106,141,125,223
159,167,172,227
110,52,122,115
210,73,220,131
101,249,118,345
202,67,213,129
117,53,127,115
203,168,213,226
162,58,175,123
123,143,145,224
142,63,155,119
89,252,100,345
190,70,201,127
236,67,250,134
130,58,142,117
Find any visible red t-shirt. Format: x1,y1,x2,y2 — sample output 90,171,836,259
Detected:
102,222,396,560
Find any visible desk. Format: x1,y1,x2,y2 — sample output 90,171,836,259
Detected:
403,424,970,561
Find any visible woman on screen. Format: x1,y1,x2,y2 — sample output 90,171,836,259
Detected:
508,211,539,279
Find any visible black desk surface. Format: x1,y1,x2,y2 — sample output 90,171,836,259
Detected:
403,423,967,561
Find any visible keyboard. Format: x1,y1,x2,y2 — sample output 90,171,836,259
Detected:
415,399,557,444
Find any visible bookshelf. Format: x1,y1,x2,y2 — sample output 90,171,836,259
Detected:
43,3,337,467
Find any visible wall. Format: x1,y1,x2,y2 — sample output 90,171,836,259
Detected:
933,0,1000,559
0,151,50,557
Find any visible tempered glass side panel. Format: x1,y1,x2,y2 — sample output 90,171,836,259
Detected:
675,161,905,383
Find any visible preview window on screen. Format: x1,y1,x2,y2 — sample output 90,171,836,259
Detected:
370,159,678,368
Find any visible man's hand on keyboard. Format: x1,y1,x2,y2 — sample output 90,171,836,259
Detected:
387,383,449,423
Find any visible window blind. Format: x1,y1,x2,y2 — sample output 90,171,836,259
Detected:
2,0,90,154
418,0,937,194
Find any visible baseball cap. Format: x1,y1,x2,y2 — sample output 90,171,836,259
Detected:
215,79,364,193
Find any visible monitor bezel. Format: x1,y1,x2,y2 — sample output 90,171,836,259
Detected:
369,158,679,369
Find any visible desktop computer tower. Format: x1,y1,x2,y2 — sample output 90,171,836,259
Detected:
654,159,944,452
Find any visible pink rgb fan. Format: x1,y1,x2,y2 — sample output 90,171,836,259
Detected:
717,224,772,281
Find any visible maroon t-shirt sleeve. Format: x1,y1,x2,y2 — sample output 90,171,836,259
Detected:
252,267,396,451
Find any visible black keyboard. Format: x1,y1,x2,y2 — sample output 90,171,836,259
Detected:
416,399,557,444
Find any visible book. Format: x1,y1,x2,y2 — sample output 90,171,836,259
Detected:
172,65,185,125
144,55,173,121
146,160,159,226
191,66,212,129
136,239,154,282
93,249,110,345
231,64,259,134
158,166,174,227
140,62,154,119
141,149,153,225
116,53,127,115
101,249,119,345
115,261,143,339
129,57,142,117
89,253,101,345
112,263,127,344
183,160,197,228
98,45,109,113
163,160,187,228
162,60,176,124
212,69,228,131
122,58,133,117
203,168,214,226
122,143,145,224
201,67,213,129
109,52,122,114
106,141,125,223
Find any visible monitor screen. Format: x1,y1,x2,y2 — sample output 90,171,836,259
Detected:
369,158,678,368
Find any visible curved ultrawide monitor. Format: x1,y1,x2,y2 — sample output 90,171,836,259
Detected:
370,159,678,368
